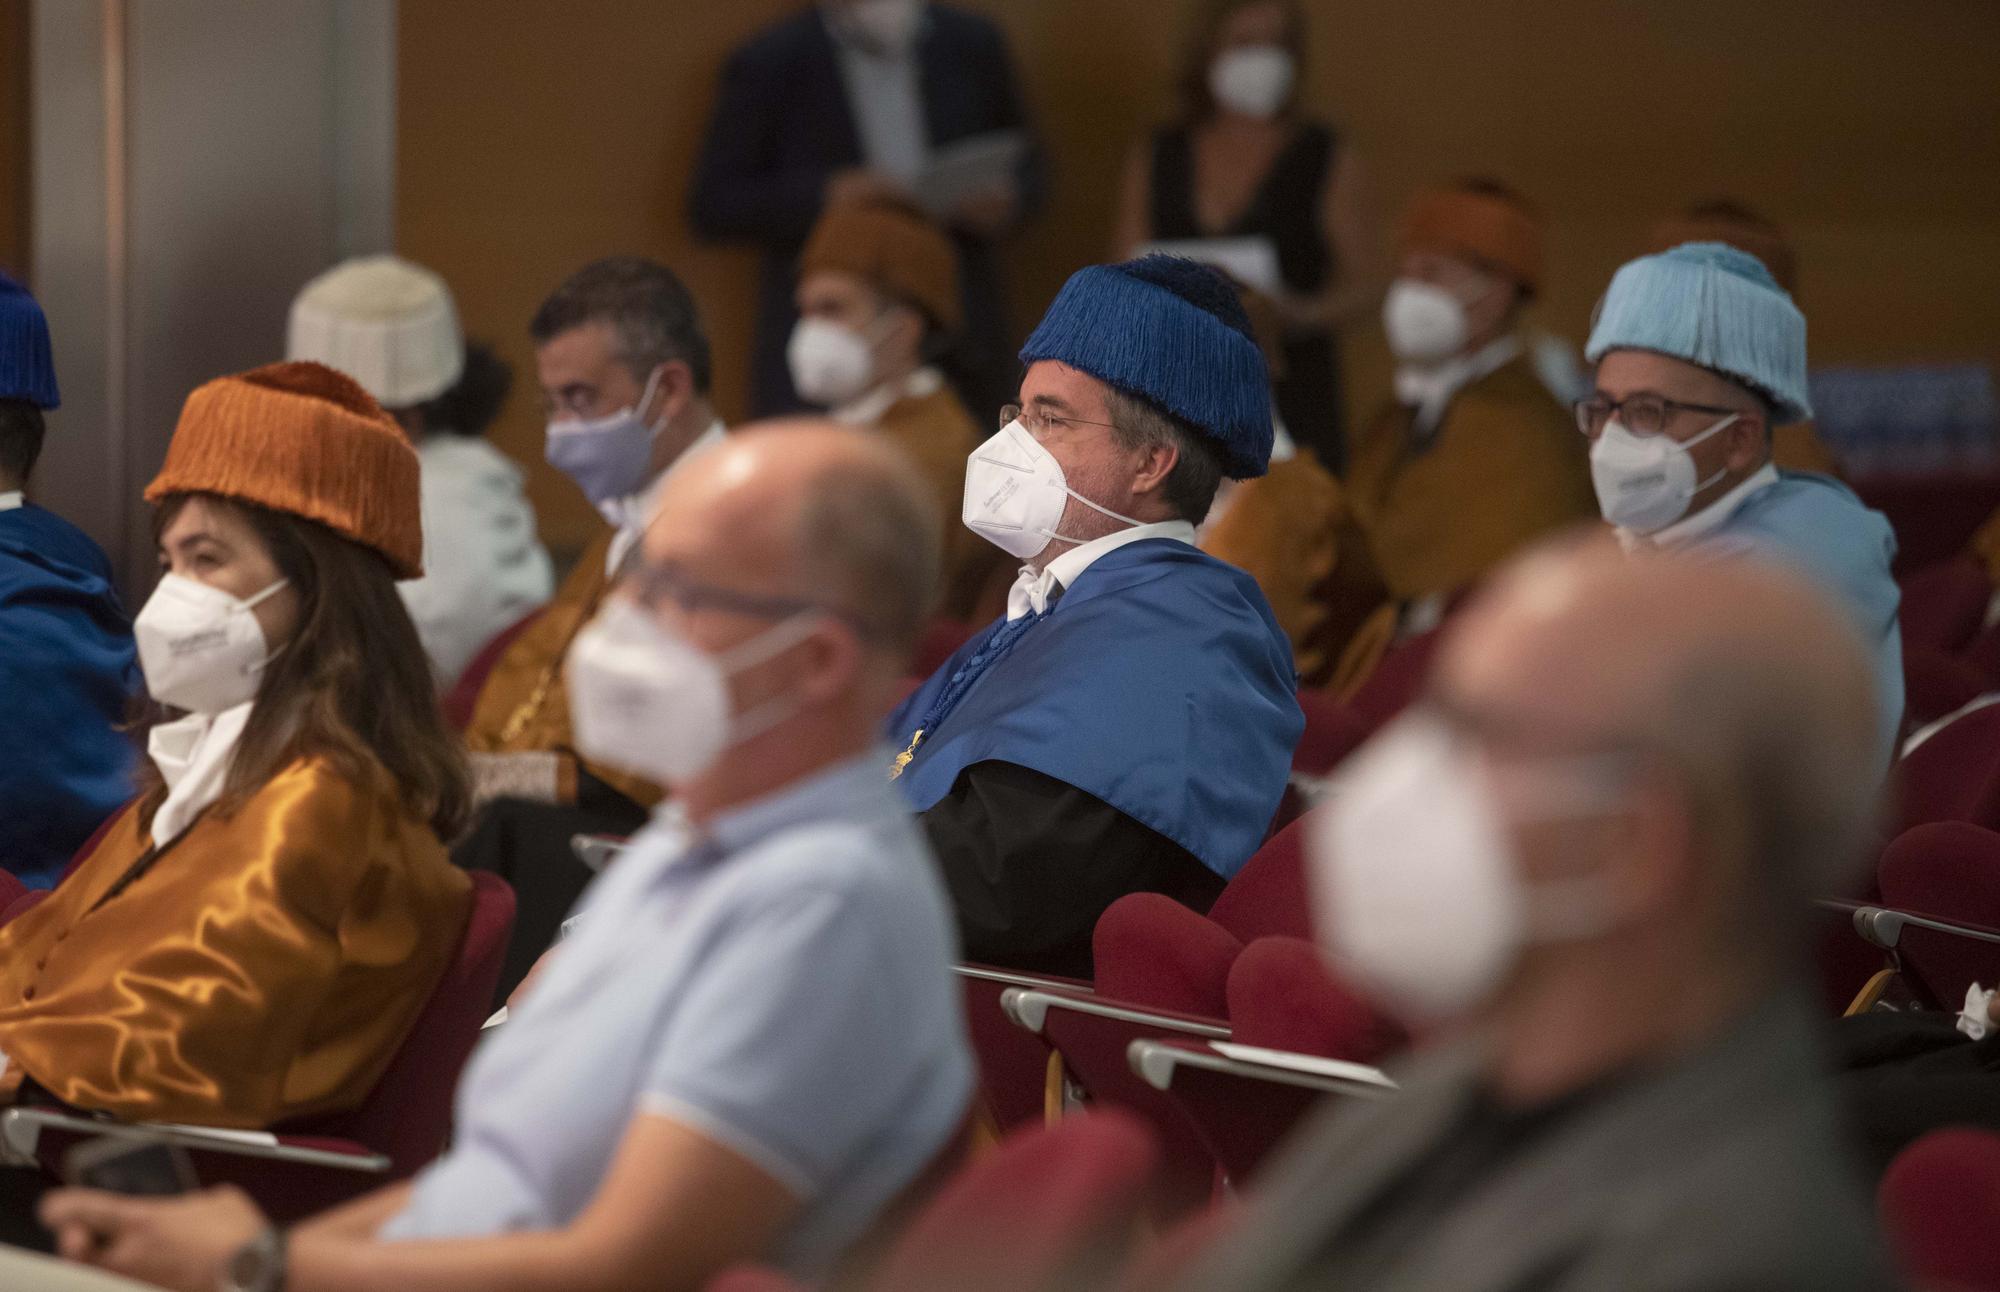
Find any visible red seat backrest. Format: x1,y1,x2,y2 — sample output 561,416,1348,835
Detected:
1292,688,1371,777
1879,1126,2000,1290
1899,558,1993,656
912,617,977,680
275,872,516,1177
442,608,546,731
868,1109,1161,1292
1092,892,1244,1018
1895,702,2000,837
1904,646,1995,734
1878,822,2000,1009
1225,936,1401,1064
1207,808,1316,946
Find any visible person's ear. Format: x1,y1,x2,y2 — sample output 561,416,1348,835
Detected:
1724,415,1767,471
881,304,926,362
1129,438,1180,499
797,617,865,706
649,360,697,424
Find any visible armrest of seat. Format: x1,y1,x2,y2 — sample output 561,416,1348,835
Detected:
1839,903,2000,953
999,987,1229,1039
1127,1037,1397,1098
0,1108,391,1173
954,963,1094,995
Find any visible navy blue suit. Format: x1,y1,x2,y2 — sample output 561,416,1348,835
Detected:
688,5,1042,422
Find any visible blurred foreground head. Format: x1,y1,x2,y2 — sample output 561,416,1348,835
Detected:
1315,533,1879,1033
568,420,940,818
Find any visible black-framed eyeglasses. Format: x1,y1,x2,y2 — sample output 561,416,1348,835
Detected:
1573,393,1746,439
1000,403,1119,438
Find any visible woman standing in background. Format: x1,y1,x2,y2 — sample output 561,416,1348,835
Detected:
1115,0,1380,474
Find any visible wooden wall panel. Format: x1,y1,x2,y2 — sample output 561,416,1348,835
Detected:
399,0,2000,555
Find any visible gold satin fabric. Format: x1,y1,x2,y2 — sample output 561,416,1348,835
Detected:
1200,456,1387,689
463,531,663,808
1346,354,1598,604
0,758,471,1128
874,382,1014,623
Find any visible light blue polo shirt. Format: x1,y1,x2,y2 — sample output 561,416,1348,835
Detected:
380,749,973,1276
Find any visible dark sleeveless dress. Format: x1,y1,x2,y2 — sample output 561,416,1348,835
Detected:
1148,120,1346,473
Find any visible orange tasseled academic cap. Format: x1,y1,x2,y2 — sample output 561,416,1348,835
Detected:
145,360,424,579
1400,183,1544,295
799,196,963,333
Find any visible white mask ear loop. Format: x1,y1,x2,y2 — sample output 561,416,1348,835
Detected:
239,577,293,676
1681,411,1741,495
1035,488,1149,547
715,611,830,745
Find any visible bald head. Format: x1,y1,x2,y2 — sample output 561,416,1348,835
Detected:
645,419,942,661
1439,534,1880,923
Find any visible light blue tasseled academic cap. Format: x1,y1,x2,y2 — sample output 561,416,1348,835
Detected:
1586,241,1811,424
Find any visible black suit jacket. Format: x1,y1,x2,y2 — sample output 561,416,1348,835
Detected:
688,5,1042,419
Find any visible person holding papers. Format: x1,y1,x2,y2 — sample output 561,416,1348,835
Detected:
1115,0,1380,473
689,0,1044,422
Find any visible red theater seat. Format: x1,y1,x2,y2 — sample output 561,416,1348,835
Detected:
1878,823,2000,1010
1880,1126,2000,1291
1896,701,2000,838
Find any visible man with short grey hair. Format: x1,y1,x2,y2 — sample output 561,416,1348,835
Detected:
1173,536,1895,1291
45,423,975,1292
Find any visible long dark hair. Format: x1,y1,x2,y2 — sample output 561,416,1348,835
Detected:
135,493,472,840
1174,0,1309,124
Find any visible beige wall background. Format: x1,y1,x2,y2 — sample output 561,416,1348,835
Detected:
398,0,2000,558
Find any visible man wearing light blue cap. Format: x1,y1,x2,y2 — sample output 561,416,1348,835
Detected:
0,272,138,886
1580,241,1902,756
888,255,1304,976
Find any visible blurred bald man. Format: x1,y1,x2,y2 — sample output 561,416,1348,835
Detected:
46,423,973,1292
1172,539,1894,1292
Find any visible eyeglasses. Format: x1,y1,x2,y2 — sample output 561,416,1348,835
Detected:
621,556,825,623
1573,393,1747,439
1000,403,1120,439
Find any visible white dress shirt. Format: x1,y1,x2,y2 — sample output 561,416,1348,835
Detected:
1006,519,1197,620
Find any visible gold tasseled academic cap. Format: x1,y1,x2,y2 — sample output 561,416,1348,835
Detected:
799,196,963,334
145,360,424,579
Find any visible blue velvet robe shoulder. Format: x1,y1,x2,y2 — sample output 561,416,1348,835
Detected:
888,539,1303,879
0,505,138,887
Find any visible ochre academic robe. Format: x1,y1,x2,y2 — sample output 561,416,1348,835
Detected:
463,533,662,809
0,757,470,1127
1346,354,1596,603
1335,355,1596,693
1200,457,1387,689
874,382,1013,624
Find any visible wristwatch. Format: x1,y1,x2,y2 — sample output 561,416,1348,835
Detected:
219,1225,286,1292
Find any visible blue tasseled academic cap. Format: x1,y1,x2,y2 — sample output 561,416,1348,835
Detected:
1020,255,1273,479
1586,241,1810,424
0,271,59,409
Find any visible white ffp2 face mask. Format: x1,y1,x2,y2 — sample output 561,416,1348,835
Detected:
135,573,290,715
1382,278,1470,364
960,419,1146,560
1209,45,1295,119
787,317,879,408
1589,413,1738,535
1311,713,1628,1026
567,598,824,787
544,366,667,506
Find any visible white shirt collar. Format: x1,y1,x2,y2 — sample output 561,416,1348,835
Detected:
1394,334,1522,438
604,420,727,576
147,701,255,846
1632,462,1781,550
0,491,22,512
833,366,944,428
1007,519,1196,620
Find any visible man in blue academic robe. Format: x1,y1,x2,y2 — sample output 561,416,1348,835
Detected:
0,273,137,888
889,255,1304,976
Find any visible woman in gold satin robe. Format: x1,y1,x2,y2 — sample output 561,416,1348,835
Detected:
0,360,472,1129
